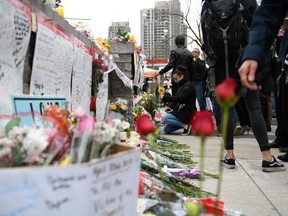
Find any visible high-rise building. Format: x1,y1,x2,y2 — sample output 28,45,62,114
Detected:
141,0,188,60
108,22,131,38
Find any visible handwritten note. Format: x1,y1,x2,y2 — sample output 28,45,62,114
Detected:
0,1,31,115
30,24,73,100
90,148,141,216
0,145,141,216
71,45,92,114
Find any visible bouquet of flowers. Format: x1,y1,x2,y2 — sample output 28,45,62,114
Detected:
140,92,160,120
0,125,50,167
109,98,128,117
89,119,121,159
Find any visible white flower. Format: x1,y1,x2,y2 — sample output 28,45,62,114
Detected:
119,121,130,132
22,128,49,163
0,137,13,158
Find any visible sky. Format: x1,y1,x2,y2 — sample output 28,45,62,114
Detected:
62,0,202,46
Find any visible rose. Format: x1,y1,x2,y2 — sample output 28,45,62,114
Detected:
190,111,215,189
191,111,214,137
135,114,155,136
215,78,238,107
214,78,239,212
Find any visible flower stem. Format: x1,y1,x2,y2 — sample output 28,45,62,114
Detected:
199,135,205,191
215,105,229,214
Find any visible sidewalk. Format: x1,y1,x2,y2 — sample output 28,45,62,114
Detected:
162,125,288,216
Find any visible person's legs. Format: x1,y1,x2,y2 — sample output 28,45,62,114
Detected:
193,81,206,110
162,113,184,134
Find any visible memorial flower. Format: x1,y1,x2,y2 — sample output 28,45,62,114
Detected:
140,92,160,119
89,119,120,159
109,98,128,117
135,114,156,136
0,126,50,167
157,86,165,95
214,77,239,211
191,111,215,189
119,120,130,132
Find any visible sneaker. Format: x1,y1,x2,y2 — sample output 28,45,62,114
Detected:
181,125,191,136
234,125,242,136
221,156,236,169
262,156,286,172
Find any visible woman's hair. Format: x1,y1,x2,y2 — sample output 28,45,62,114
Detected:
174,35,185,46
174,65,187,76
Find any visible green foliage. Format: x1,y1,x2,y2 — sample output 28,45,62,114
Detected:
5,117,21,133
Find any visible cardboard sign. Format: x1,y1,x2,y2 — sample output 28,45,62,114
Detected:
11,94,66,127
0,144,141,216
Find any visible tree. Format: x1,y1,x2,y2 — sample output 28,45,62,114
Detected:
171,0,202,48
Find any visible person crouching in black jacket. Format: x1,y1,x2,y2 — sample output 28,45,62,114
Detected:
160,65,196,135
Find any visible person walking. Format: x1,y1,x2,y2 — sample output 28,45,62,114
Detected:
268,25,288,161
238,0,287,169
160,66,196,135
202,0,285,172
155,35,193,96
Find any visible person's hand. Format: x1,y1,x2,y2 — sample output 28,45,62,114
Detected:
238,59,259,90
154,71,160,77
159,94,164,100
164,106,172,113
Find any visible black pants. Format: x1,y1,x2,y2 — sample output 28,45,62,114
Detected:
275,73,288,147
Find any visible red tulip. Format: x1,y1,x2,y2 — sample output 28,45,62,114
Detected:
135,114,155,136
215,78,238,106
191,111,214,137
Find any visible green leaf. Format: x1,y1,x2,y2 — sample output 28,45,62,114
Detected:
5,117,21,133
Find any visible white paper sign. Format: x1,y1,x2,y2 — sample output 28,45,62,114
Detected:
71,46,92,114
30,24,73,100
0,1,31,115
89,149,141,216
0,146,141,216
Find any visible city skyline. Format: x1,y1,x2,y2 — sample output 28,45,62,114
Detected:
63,0,202,46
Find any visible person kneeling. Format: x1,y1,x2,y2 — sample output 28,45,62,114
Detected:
160,65,196,135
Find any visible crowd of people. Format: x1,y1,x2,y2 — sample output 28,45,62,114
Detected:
149,0,288,172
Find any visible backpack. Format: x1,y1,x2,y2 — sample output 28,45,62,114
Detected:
201,0,249,61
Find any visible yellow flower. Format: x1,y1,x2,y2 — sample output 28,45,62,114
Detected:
158,86,165,95
109,104,117,110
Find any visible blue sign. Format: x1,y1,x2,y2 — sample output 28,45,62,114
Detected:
11,94,67,127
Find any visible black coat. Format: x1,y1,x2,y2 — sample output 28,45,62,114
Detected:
162,78,196,124
159,45,193,81
192,58,207,82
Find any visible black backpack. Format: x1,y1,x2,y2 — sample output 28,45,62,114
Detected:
201,0,249,61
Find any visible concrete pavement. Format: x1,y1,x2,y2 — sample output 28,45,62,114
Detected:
162,124,288,216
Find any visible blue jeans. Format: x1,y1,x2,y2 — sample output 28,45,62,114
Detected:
162,113,184,134
193,81,206,110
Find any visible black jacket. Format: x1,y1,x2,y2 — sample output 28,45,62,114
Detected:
159,45,193,81
192,58,207,82
162,78,196,124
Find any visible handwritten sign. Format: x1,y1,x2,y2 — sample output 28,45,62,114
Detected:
30,24,73,100
0,1,31,115
71,45,92,114
0,145,141,216
90,149,140,216
11,94,66,127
